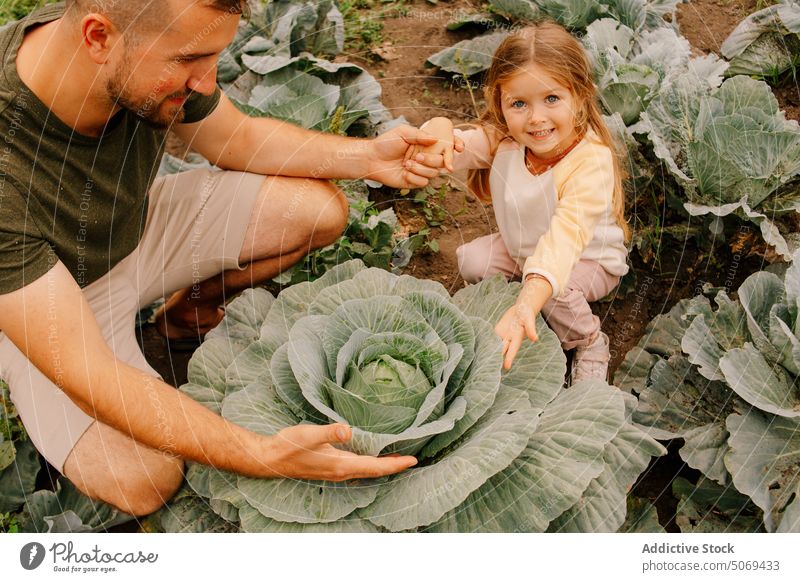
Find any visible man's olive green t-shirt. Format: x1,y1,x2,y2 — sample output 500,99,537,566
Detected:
0,4,221,294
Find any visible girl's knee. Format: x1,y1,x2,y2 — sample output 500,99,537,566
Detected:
542,288,600,349
542,287,585,316
456,243,487,284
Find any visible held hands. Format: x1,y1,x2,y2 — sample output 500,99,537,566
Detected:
405,117,462,175
495,275,553,370
365,121,462,188
263,423,417,481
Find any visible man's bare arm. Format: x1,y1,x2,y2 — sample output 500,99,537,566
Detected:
0,262,416,480
173,94,441,188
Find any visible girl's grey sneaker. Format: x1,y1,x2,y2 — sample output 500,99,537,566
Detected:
571,332,610,383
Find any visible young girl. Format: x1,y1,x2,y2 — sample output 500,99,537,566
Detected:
417,22,629,381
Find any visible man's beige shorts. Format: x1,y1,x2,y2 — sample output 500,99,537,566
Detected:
0,169,265,473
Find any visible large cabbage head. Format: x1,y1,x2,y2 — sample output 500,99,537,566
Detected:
173,260,663,532
583,19,690,125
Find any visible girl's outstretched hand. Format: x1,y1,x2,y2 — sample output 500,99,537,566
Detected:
495,275,553,370
405,117,463,175
495,300,539,371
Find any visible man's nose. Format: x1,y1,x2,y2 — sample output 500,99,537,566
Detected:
186,63,218,96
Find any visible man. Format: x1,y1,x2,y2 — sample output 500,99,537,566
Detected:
0,0,446,516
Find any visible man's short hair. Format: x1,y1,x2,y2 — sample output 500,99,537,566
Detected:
65,1,248,38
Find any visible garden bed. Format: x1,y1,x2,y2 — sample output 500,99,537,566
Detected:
2,0,798,534
134,0,800,533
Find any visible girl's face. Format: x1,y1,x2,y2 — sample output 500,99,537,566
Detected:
499,62,581,159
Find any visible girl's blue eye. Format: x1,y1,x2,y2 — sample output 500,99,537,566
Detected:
511,100,526,108
545,95,559,104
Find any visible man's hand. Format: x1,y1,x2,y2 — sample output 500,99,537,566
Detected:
495,276,553,370
366,125,461,188
263,423,417,481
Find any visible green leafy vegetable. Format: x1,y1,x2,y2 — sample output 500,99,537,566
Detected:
167,260,664,532
619,252,800,531
427,0,681,75
19,479,131,533
0,380,39,515
635,74,800,259
584,18,690,125
721,1,800,80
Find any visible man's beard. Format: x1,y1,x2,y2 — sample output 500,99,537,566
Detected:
106,61,187,129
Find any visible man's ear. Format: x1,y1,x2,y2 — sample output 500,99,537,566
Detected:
80,12,120,64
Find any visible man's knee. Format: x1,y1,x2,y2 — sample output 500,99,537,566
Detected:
64,424,186,517
117,455,184,516
69,453,184,517
304,180,348,248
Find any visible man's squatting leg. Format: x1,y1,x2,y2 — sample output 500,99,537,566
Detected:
155,176,349,339
63,176,348,515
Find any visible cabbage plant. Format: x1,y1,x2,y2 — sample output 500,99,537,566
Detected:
427,30,511,77
583,18,690,125
428,0,615,75
721,0,800,80
166,260,664,532
218,0,344,83
635,73,800,259
617,251,800,532
16,479,129,533
228,61,386,134
427,0,680,75
0,380,39,519
671,477,764,533
492,0,680,32
219,0,395,135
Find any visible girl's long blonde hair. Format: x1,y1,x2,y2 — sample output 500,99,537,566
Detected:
468,21,630,241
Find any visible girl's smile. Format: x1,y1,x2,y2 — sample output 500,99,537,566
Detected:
499,63,581,159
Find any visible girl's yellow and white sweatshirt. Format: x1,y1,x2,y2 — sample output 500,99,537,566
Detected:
453,127,629,298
